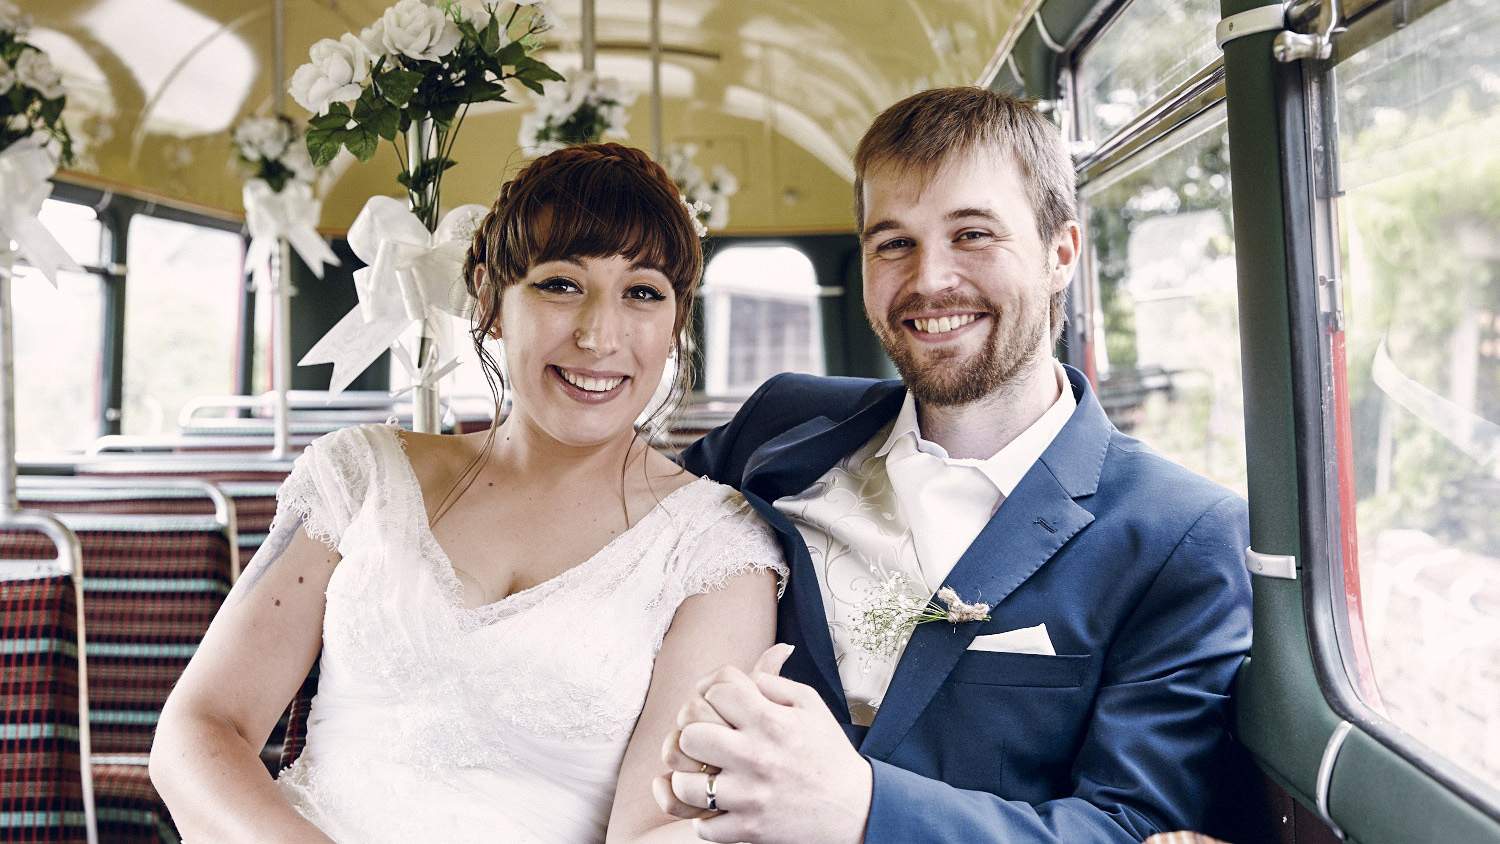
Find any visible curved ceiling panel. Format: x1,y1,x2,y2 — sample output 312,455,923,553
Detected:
35,0,1028,232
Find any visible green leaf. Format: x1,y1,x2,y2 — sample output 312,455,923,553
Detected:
346,124,379,162
308,102,352,130
466,87,512,105
481,15,503,54
494,40,526,68
354,95,400,141
377,66,424,110
408,156,457,188
38,96,64,125
428,99,461,130
306,127,343,167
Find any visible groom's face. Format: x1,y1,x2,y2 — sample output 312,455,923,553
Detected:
859,148,1070,407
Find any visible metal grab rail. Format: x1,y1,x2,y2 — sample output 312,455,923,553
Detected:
0,509,99,844
18,476,241,580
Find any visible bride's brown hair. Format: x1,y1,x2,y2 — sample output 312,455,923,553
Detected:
464,142,702,343
434,145,704,525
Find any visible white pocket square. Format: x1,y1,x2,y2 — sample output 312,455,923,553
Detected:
968,624,1056,656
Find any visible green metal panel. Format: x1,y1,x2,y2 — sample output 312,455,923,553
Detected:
1333,729,1500,844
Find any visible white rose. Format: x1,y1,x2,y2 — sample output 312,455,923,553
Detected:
359,20,389,58
6,113,28,132
281,137,317,183
710,165,738,197
449,1,494,30
288,33,370,114
378,0,461,62
519,1,562,34
0,58,13,97
0,1,30,36
234,117,291,162
15,49,65,100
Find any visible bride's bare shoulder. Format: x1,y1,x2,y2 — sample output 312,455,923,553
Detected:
392,428,489,495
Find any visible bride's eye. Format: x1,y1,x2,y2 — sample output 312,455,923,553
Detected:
533,277,581,294
624,284,666,302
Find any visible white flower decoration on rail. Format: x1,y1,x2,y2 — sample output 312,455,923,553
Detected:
0,5,79,284
298,196,486,395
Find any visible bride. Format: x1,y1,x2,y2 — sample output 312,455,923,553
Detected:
150,143,786,844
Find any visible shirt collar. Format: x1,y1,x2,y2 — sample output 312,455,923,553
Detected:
874,362,1077,498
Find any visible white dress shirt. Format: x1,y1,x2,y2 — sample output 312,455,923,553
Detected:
773,364,1076,725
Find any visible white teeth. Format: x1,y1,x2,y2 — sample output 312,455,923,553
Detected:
558,369,624,392
913,314,978,334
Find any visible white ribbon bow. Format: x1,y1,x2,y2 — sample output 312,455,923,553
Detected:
0,136,84,285
298,195,486,396
243,178,341,293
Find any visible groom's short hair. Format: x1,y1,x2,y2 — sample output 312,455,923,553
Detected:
852,86,1077,246
852,86,1079,345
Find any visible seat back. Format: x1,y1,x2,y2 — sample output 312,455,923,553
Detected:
0,513,97,844
276,663,321,771
0,513,235,757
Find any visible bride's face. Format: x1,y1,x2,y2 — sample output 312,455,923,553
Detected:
498,253,677,450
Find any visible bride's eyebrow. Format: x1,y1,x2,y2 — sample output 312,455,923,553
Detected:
627,259,668,276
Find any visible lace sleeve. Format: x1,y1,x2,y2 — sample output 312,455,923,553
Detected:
273,425,379,551
676,489,789,600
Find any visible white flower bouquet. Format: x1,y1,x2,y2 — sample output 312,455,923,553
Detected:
518,70,636,155
233,115,315,193
664,143,738,232
0,0,72,165
0,0,79,285
289,0,562,228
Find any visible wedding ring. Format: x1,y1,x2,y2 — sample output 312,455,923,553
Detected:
705,772,718,812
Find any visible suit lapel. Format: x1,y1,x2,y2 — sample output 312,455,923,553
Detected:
860,367,1112,760
739,382,907,726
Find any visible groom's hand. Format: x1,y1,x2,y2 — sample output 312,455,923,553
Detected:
654,644,872,844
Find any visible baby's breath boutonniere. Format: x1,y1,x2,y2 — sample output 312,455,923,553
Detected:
851,572,991,658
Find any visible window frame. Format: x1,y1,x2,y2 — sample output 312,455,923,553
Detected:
1297,0,1500,821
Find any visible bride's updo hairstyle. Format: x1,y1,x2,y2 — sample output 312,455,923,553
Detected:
463,143,703,406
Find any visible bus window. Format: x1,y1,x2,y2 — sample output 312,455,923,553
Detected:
123,215,245,436
1072,0,1222,155
1328,0,1500,796
1071,1,1246,497
12,199,105,454
701,245,823,397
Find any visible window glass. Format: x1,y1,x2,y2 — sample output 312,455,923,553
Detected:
11,199,105,454
1080,108,1245,496
1073,0,1222,152
1332,0,1500,792
701,246,824,397
123,215,245,436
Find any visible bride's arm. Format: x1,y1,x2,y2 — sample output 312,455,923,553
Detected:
606,565,779,844
149,516,340,844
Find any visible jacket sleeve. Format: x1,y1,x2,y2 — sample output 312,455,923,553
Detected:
863,493,1253,844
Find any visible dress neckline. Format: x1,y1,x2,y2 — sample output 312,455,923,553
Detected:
378,425,706,620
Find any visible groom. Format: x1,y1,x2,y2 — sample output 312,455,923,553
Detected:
657,87,1252,843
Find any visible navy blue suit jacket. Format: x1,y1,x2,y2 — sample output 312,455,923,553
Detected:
679,366,1252,843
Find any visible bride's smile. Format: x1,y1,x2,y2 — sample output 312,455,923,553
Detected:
500,254,677,448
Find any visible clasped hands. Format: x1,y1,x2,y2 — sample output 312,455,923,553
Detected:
653,643,872,844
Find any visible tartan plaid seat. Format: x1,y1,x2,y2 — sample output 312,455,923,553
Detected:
2,514,233,844
0,517,235,757
24,475,297,769
0,550,94,844
90,761,177,844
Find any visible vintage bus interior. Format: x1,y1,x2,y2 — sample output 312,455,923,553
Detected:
1,0,1497,842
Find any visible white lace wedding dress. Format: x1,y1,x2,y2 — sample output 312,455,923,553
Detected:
271,424,784,844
